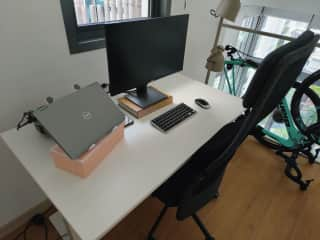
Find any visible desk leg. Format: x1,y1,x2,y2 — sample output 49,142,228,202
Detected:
63,218,81,240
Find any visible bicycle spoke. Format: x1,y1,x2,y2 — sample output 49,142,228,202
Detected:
291,70,320,144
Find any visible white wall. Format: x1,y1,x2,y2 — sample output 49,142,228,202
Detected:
172,0,222,82
0,0,107,227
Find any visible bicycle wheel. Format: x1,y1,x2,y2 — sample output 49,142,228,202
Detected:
291,70,320,143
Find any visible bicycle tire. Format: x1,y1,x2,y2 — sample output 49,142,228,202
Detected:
291,70,320,141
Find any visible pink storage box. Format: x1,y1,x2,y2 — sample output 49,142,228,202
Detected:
50,122,124,178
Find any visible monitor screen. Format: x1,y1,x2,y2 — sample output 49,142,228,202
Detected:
105,15,189,96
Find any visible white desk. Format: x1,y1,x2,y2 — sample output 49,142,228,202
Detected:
1,74,243,240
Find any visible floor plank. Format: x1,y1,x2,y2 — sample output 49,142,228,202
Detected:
3,137,320,240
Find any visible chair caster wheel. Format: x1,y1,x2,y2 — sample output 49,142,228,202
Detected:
147,235,156,240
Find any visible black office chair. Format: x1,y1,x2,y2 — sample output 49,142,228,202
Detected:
147,31,319,240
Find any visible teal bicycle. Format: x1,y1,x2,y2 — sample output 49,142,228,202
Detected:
221,45,320,190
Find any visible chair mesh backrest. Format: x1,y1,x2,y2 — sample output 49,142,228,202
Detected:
243,31,315,110
252,34,320,123
177,31,319,220
244,35,319,141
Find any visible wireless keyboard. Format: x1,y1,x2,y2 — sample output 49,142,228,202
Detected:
151,103,196,132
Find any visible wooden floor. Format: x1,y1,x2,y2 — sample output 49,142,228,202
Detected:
4,137,320,240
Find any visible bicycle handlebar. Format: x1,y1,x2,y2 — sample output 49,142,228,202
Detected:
225,45,238,57
225,45,260,68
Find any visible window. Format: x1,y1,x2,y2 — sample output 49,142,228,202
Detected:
238,13,319,88
215,7,320,97
73,0,149,26
60,0,171,54
213,7,320,138
253,17,308,59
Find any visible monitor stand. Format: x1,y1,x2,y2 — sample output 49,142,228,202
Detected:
125,86,168,109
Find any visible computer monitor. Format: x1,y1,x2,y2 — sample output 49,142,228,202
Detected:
105,15,189,109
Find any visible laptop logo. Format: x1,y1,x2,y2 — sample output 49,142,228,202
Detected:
82,112,93,120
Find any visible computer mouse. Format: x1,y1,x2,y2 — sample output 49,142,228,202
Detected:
195,98,211,109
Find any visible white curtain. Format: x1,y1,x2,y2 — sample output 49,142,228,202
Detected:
74,0,149,25
241,0,320,15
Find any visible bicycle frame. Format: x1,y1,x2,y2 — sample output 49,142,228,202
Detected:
223,59,252,96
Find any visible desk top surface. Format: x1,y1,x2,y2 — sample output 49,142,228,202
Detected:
1,74,243,240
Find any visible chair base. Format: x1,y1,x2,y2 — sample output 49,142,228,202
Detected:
192,214,215,240
147,206,215,240
147,206,168,240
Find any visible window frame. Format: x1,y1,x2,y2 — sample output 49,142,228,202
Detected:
215,6,320,95
310,15,320,30
262,7,312,23
217,7,320,132
60,0,171,54
60,0,106,54
235,12,311,94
